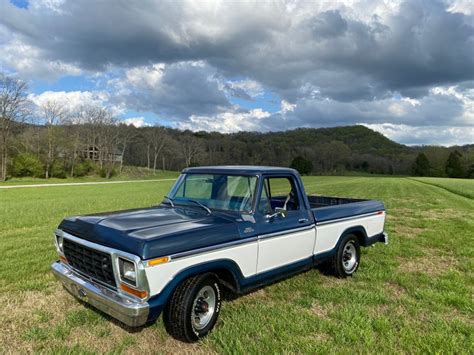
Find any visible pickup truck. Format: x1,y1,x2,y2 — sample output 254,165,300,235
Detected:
51,166,388,342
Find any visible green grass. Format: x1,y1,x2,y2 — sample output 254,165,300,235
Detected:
0,176,473,353
0,167,179,186
411,177,474,199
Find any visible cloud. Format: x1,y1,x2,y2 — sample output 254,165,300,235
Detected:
30,90,110,111
178,108,271,133
109,61,231,119
122,117,149,128
363,123,474,146
0,0,473,144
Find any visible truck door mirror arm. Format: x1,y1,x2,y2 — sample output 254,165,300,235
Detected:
266,207,287,220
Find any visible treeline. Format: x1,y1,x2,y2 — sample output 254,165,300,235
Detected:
1,74,473,180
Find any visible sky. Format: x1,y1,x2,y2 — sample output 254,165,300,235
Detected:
0,0,473,146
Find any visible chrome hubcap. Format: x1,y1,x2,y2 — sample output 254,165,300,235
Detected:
192,285,216,330
342,241,357,272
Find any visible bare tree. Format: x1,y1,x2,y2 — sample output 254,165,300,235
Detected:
180,135,201,167
65,112,82,177
118,124,138,173
41,100,68,178
95,110,120,179
0,74,30,180
145,126,168,172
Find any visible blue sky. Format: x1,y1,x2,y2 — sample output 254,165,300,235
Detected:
1,0,473,145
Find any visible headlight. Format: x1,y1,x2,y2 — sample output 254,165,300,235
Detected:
119,258,137,286
56,235,64,253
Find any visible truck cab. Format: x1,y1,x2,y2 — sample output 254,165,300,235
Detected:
52,166,387,342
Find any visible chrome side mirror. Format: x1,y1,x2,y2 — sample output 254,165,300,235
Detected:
266,207,287,219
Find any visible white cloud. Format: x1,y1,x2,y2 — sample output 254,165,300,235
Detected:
363,123,474,146
227,79,264,98
122,116,149,127
179,108,271,132
446,0,473,15
29,90,124,116
0,39,82,80
125,64,166,89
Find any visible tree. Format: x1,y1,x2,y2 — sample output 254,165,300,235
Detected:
41,100,68,178
445,150,464,178
145,126,168,172
12,153,43,177
0,74,30,180
96,111,120,179
412,153,431,176
117,123,138,173
290,156,313,175
181,135,201,167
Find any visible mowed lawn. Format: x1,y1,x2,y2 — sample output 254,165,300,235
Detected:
0,176,473,353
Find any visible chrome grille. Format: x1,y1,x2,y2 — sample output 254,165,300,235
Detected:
63,238,116,287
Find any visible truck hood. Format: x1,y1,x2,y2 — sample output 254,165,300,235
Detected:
58,206,247,259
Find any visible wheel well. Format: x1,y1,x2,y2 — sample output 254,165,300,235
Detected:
211,268,240,293
347,229,366,247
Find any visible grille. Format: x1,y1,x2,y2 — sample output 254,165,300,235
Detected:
63,238,116,287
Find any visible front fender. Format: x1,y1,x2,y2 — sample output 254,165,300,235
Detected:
146,259,244,322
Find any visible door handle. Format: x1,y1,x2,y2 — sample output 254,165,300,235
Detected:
298,218,309,223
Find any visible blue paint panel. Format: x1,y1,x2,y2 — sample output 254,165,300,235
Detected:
183,166,299,175
59,206,249,259
312,200,385,223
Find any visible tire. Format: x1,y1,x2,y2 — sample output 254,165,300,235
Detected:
329,234,361,278
163,273,221,342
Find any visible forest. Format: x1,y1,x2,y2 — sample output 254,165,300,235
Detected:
1,74,473,181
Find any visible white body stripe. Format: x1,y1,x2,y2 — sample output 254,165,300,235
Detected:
145,213,385,296
145,241,258,296
257,227,315,273
314,212,385,255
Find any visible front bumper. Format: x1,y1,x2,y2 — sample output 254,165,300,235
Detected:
51,261,149,327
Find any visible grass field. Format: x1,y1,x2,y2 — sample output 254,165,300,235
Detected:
0,168,179,186
0,176,473,353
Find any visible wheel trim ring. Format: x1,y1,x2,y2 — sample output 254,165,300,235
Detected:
342,241,358,272
191,285,216,331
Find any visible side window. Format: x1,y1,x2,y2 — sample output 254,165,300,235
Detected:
258,176,300,213
258,180,271,214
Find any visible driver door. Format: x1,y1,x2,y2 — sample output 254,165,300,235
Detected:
256,175,314,273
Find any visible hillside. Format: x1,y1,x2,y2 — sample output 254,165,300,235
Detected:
7,123,474,179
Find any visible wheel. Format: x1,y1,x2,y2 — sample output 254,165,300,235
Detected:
163,273,221,342
329,234,361,278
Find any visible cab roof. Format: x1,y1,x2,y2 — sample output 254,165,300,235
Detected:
182,165,298,175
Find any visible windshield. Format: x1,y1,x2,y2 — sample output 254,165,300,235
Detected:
168,174,258,212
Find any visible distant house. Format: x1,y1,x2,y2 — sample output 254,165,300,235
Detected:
82,146,123,163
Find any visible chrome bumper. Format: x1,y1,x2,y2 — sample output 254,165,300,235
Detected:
51,261,149,327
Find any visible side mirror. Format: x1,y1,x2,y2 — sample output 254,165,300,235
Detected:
266,207,287,219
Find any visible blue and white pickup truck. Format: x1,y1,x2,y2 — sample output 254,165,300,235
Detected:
52,166,388,342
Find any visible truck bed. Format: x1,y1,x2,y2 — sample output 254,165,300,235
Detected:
307,195,366,209
309,195,385,224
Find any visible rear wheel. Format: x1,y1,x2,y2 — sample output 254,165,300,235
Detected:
329,234,360,278
164,273,221,342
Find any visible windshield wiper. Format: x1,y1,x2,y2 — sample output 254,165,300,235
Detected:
187,199,212,214
163,195,175,207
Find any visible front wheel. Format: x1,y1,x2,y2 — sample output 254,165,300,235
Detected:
163,273,221,342
329,234,361,278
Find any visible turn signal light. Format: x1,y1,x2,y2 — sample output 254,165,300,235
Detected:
147,256,169,267
59,256,68,264
120,283,148,299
